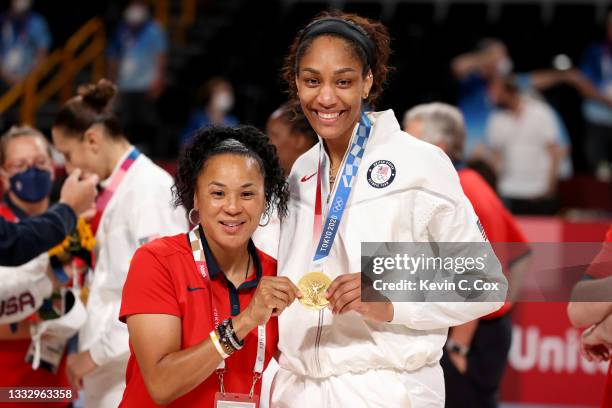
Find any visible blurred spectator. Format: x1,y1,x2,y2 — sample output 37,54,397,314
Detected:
486,75,565,215
180,77,238,147
52,79,186,408
405,103,531,408
0,0,51,88
107,0,167,151
266,103,317,175
451,38,606,170
0,126,71,407
579,12,612,180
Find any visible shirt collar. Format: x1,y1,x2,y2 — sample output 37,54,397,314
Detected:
197,224,262,289
4,194,28,220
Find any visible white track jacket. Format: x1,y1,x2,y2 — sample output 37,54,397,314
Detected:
276,110,506,385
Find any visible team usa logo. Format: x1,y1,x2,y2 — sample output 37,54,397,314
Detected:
367,160,396,188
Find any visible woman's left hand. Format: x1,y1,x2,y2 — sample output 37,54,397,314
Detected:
66,350,98,389
326,273,394,322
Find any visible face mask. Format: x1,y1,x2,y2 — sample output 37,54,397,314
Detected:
11,0,31,14
9,166,52,203
212,91,234,113
497,58,514,76
124,5,149,26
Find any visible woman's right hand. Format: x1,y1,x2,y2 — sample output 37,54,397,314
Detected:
242,276,301,327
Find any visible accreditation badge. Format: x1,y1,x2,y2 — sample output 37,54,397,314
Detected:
298,272,332,310
25,334,67,374
214,392,259,407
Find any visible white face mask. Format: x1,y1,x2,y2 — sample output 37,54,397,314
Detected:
11,0,32,14
212,91,234,113
497,58,514,76
124,4,149,26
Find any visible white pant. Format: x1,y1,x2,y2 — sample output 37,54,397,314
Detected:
270,364,444,408
83,361,127,408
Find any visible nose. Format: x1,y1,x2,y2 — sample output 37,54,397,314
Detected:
223,194,242,216
316,82,338,108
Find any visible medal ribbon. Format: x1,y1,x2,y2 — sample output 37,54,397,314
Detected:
187,226,265,392
312,112,372,266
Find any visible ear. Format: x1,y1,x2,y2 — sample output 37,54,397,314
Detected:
83,128,102,154
362,69,374,99
294,75,300,96
193,193,199,210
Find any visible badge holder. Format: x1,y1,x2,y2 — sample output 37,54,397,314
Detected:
214,368,261,408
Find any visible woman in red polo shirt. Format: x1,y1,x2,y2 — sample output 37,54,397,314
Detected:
119,126,300,407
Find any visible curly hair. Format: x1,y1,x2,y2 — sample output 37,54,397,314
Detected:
172,126,290,219
282,10,392,110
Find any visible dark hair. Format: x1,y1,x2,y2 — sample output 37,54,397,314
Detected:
0,126,52,166
172,126,289,218
53,78,123,139
282,11,392,109
273,103,318,145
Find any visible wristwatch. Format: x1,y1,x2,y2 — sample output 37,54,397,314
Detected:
446,339,470,357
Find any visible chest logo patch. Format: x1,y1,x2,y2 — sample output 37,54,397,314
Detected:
367,160,396,188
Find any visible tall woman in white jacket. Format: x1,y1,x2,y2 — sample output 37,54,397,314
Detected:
51,80,187,408
272,12,507,407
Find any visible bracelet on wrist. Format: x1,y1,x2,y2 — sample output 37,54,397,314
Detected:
445,339,469,357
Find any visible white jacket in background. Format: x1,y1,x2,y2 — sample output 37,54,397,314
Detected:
80,150,187,408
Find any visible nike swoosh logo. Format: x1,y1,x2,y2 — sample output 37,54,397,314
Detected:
300,172,317,183
187,286,205,292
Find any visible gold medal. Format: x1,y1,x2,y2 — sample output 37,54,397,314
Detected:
298,272,332,310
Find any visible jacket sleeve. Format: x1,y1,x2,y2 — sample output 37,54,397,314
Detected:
0,203,76,267
390,151,507,330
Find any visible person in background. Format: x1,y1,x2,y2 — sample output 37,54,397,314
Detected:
0,126,72,408
266,103,317,176
567,225,612,408
405,103,531,408
451,38,607,164
0,156,97,267
107,0,167,152
579,11,612,180
0,0,50,88
51,79,186,408
180,77,238,147
485,75,565,215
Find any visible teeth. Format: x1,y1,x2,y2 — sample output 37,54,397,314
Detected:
221,222,241,227
318,112,340,119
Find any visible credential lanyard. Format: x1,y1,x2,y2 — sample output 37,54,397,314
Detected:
91,147,140,235
312,112,372,269
187,226,265,397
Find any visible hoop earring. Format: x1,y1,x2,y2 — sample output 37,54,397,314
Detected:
259,212,270,227
188,208,200,225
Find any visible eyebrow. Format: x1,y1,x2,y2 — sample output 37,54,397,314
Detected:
301,67,357,75
208,181,256,188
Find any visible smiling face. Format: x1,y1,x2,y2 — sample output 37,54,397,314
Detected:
194,153,266,252
295,36,373,145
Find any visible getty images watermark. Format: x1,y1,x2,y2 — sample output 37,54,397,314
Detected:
360,242,508,303
361,241,612,303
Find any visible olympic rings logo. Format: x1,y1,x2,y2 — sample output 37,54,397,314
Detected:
333,197,344,212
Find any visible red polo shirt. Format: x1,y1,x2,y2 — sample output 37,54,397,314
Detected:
458,168,530,319
119,231,279,407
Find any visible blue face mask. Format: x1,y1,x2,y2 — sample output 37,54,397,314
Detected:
9,166,53,202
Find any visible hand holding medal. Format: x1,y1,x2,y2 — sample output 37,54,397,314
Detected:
325,272,394,322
